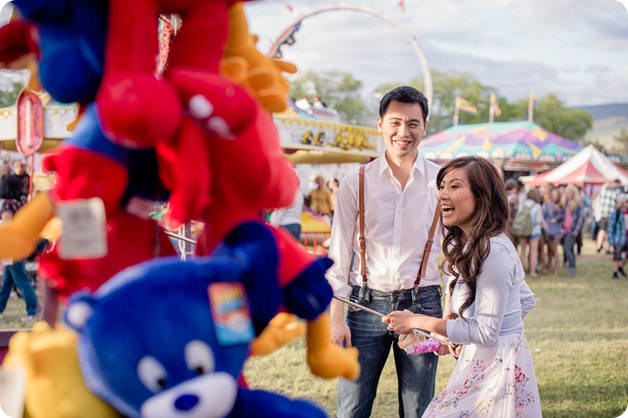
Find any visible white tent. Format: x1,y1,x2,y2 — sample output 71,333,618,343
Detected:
521,145,628,186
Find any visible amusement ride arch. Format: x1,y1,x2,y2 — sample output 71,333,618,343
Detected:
267,4,433,108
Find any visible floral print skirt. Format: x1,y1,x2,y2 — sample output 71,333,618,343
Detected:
423,333,542,417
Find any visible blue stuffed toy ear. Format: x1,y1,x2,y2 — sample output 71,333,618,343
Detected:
64,292,97,332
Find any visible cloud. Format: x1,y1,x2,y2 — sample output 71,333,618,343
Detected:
248,0,628,107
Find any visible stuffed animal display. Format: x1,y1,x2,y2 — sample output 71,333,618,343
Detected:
64,256,327,418
0,0,361,416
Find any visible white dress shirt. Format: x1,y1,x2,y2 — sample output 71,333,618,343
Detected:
326,154,443,298
446,233,536,345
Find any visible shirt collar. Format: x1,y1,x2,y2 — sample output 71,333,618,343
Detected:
376,152,427,177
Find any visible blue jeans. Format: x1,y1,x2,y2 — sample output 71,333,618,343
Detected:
281,223,301,241
337,285,442,418
563,233,577,269
0,262,39,316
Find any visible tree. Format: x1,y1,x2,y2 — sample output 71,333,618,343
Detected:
375,69,521,133
531,94,593,141
289,70,371,125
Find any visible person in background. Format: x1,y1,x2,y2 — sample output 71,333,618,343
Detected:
608,193,627,280
505,178,519,225
562,185,585,277
384,156,541,418
593,180,620,253
0,174,40,322
327,86,444,418
308,175,333,218
543,187,565,275
269,187,304,241
576,185,591,255
328,177,340,216
516,188,544,279
11,160,31,200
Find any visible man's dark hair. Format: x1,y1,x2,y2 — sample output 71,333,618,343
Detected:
378,85,429,122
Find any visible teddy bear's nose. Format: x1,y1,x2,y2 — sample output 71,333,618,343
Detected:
174,393,200,411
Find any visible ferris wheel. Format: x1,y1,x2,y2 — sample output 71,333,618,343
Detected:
266,4,433,107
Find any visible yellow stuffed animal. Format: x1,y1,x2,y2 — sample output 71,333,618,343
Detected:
221,2,297,113
4,322,120,418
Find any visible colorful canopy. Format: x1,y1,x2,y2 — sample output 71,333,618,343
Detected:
521,145,628,186
420,121,582,163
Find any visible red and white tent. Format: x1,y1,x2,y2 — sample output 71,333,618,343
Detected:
521,145,628,186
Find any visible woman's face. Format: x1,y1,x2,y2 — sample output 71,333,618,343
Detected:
438,167,477,234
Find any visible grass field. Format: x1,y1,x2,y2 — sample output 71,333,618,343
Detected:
1,239,627,417
244,238,628,418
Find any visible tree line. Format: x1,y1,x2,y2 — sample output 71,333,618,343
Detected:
289,68,595,143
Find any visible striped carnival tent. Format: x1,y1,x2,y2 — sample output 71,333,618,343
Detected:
520,144,628,186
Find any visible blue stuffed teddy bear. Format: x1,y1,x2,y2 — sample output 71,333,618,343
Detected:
64,255,327,418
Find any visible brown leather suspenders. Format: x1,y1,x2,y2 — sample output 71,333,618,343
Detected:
359,165,367,286
358,165,440,290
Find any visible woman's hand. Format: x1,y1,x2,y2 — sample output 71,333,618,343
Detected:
449,343,462,358
382,309,420,334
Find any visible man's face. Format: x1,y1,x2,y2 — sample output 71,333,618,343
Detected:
13,161,25,175
377,101,427,161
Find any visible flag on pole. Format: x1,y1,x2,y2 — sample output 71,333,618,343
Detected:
456,96,478,115
490,92,502,117
528,91,536,121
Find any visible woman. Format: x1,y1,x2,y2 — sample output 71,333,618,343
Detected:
608,193,627,280
0,174,40,322
543,187,565,275
516,188,544,278
383,156,541,417
561,185,584,278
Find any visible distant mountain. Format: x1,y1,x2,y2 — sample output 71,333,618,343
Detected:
573,103,628,120
572,103,628,156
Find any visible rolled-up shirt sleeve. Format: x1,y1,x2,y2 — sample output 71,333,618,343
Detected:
446,249,515,345
325,171,359,299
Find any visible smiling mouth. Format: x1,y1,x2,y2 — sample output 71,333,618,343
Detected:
441,204,454,214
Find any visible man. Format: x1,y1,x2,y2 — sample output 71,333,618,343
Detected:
594,179,620,253
326,86,444,418
12,160,30,199
309,175,333,218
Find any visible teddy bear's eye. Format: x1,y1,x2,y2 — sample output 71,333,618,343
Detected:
137,356,167,393
185,340,214,375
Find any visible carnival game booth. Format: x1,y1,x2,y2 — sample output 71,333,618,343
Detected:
274,99,384,165
273,103,383,255
0,92,77,153
520,144,628,187
419,121,582,173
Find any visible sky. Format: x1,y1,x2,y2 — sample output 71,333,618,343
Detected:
244,0,628,107
1,0,626,108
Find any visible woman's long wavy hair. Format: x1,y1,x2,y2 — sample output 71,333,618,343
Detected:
437,156,514,319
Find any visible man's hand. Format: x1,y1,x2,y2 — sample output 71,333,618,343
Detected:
330,298,351,347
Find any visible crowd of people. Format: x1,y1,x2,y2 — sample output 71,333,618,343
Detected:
506,177,627,280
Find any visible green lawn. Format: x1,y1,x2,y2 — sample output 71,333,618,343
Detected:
244,239,628,418
1,240,626,417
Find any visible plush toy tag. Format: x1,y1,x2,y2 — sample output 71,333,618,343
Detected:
0,367,26,418
208,282,255,346
57,198,107,259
